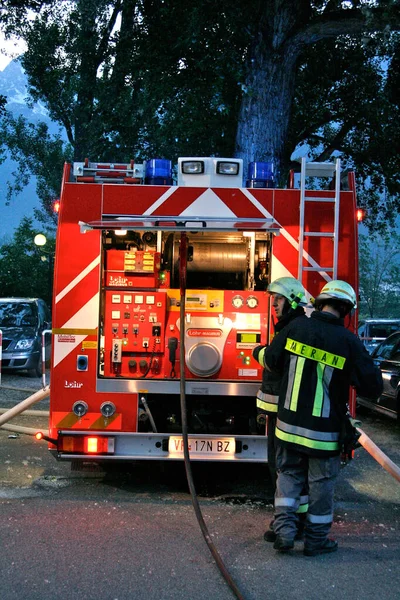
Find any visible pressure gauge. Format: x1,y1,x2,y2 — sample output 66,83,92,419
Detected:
246,295,259,309
232,295,244,309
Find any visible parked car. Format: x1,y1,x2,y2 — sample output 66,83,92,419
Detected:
0,297,51,377
357,330,400,420
358,318,400,354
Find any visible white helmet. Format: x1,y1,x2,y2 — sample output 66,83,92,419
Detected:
267,277,306,309
314,280,357,309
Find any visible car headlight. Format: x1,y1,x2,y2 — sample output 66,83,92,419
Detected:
15,338,35,350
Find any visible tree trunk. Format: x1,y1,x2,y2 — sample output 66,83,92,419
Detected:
234,37,298,183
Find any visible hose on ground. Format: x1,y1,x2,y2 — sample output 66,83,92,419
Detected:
356,426,400,483
178,233,245,600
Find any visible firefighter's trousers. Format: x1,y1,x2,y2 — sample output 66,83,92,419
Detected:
274,444,341,549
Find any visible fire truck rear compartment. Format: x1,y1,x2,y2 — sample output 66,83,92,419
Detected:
137,393,259,435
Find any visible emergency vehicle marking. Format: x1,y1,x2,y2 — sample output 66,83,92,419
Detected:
55,255,100,304
54,294,99,367
179,190,236,217
241,188,331,282
55,412,122,429
144,186,208,216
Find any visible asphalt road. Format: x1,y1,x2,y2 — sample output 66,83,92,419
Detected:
0,372,399,600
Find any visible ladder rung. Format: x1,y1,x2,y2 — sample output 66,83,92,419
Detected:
304,232,334,237
303,267,334,272
304,197,336,202
304,163,336,177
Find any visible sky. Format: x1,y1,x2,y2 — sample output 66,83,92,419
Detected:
0,33,25,71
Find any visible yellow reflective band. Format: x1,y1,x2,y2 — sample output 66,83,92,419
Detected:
285,338,345,370
255,346,266,366
313,362,325,417
276,427,340,452
257,399,278,413
290,356,305,411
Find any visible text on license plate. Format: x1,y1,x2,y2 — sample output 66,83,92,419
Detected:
168,436,235,455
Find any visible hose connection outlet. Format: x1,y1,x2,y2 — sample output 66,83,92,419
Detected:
72,400,89,417
100,401,116,418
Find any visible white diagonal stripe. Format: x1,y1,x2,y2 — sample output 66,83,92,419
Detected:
242,188,330,281
53,294,99,367
55,256,100,304
144,187,179,215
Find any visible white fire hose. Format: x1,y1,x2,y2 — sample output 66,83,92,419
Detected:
0,386,50,437
356,426,400,483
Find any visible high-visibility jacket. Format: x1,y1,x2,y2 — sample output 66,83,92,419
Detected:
253,306,305,414
262,311,383,457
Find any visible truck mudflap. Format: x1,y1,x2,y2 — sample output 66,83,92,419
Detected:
52,431,268,462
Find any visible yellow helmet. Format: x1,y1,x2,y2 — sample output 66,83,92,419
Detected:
267,277,306,309
314,280,357,309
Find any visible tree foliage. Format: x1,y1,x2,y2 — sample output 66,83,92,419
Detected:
0,217,55,305
0,1,399,229
358,232,400,318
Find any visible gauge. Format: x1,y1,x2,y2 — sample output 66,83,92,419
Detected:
232,295,244,309
246,295,259,309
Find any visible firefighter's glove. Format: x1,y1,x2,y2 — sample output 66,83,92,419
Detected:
340,417,361,464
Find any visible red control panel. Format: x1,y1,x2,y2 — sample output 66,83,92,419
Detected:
105,249,162,288
103,290,167,377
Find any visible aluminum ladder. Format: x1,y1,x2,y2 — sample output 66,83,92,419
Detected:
297,157,341,283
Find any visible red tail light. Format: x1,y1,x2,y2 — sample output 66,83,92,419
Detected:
58,435,115,454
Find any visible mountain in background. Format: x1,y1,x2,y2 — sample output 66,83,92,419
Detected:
0,60,64,242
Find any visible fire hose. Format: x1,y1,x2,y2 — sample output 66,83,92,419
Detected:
356,426,400,483
178,233,245,600
0,386,50,437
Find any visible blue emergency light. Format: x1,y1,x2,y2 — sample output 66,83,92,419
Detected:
246,161,276,188
145,159,173,185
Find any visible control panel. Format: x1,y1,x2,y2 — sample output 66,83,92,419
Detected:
105,249,163,288
103,290,167,377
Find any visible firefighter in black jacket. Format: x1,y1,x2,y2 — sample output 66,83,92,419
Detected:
252,277,307,541
262,280,383,556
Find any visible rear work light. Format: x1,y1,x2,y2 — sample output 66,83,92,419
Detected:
145,159,173,185
247,161,276,188
356,207,367,222
58,435,115,454
181,160,205,174
216,161,240,176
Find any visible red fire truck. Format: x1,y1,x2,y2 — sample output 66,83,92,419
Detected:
47,156,358,464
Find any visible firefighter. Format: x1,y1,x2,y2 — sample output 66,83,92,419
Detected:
261,280,383,556
252,276,308,542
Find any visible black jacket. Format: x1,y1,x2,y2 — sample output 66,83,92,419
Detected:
263,310,383,456
253,306,305,413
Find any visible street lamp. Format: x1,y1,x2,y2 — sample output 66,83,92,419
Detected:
34,234,54,303
34,233,47,247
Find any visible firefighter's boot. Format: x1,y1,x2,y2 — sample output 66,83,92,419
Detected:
264,518,305,543
273,535,294,553
304,538,338,557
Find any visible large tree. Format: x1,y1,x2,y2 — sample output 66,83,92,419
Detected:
0,1,399,228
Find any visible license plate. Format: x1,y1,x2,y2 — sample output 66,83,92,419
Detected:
168,436,235,456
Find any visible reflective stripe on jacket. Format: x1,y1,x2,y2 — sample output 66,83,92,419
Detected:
256,390,279,413
264,311,383,457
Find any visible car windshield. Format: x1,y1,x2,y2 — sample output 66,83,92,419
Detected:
0,302,38,327
369,324,400,338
